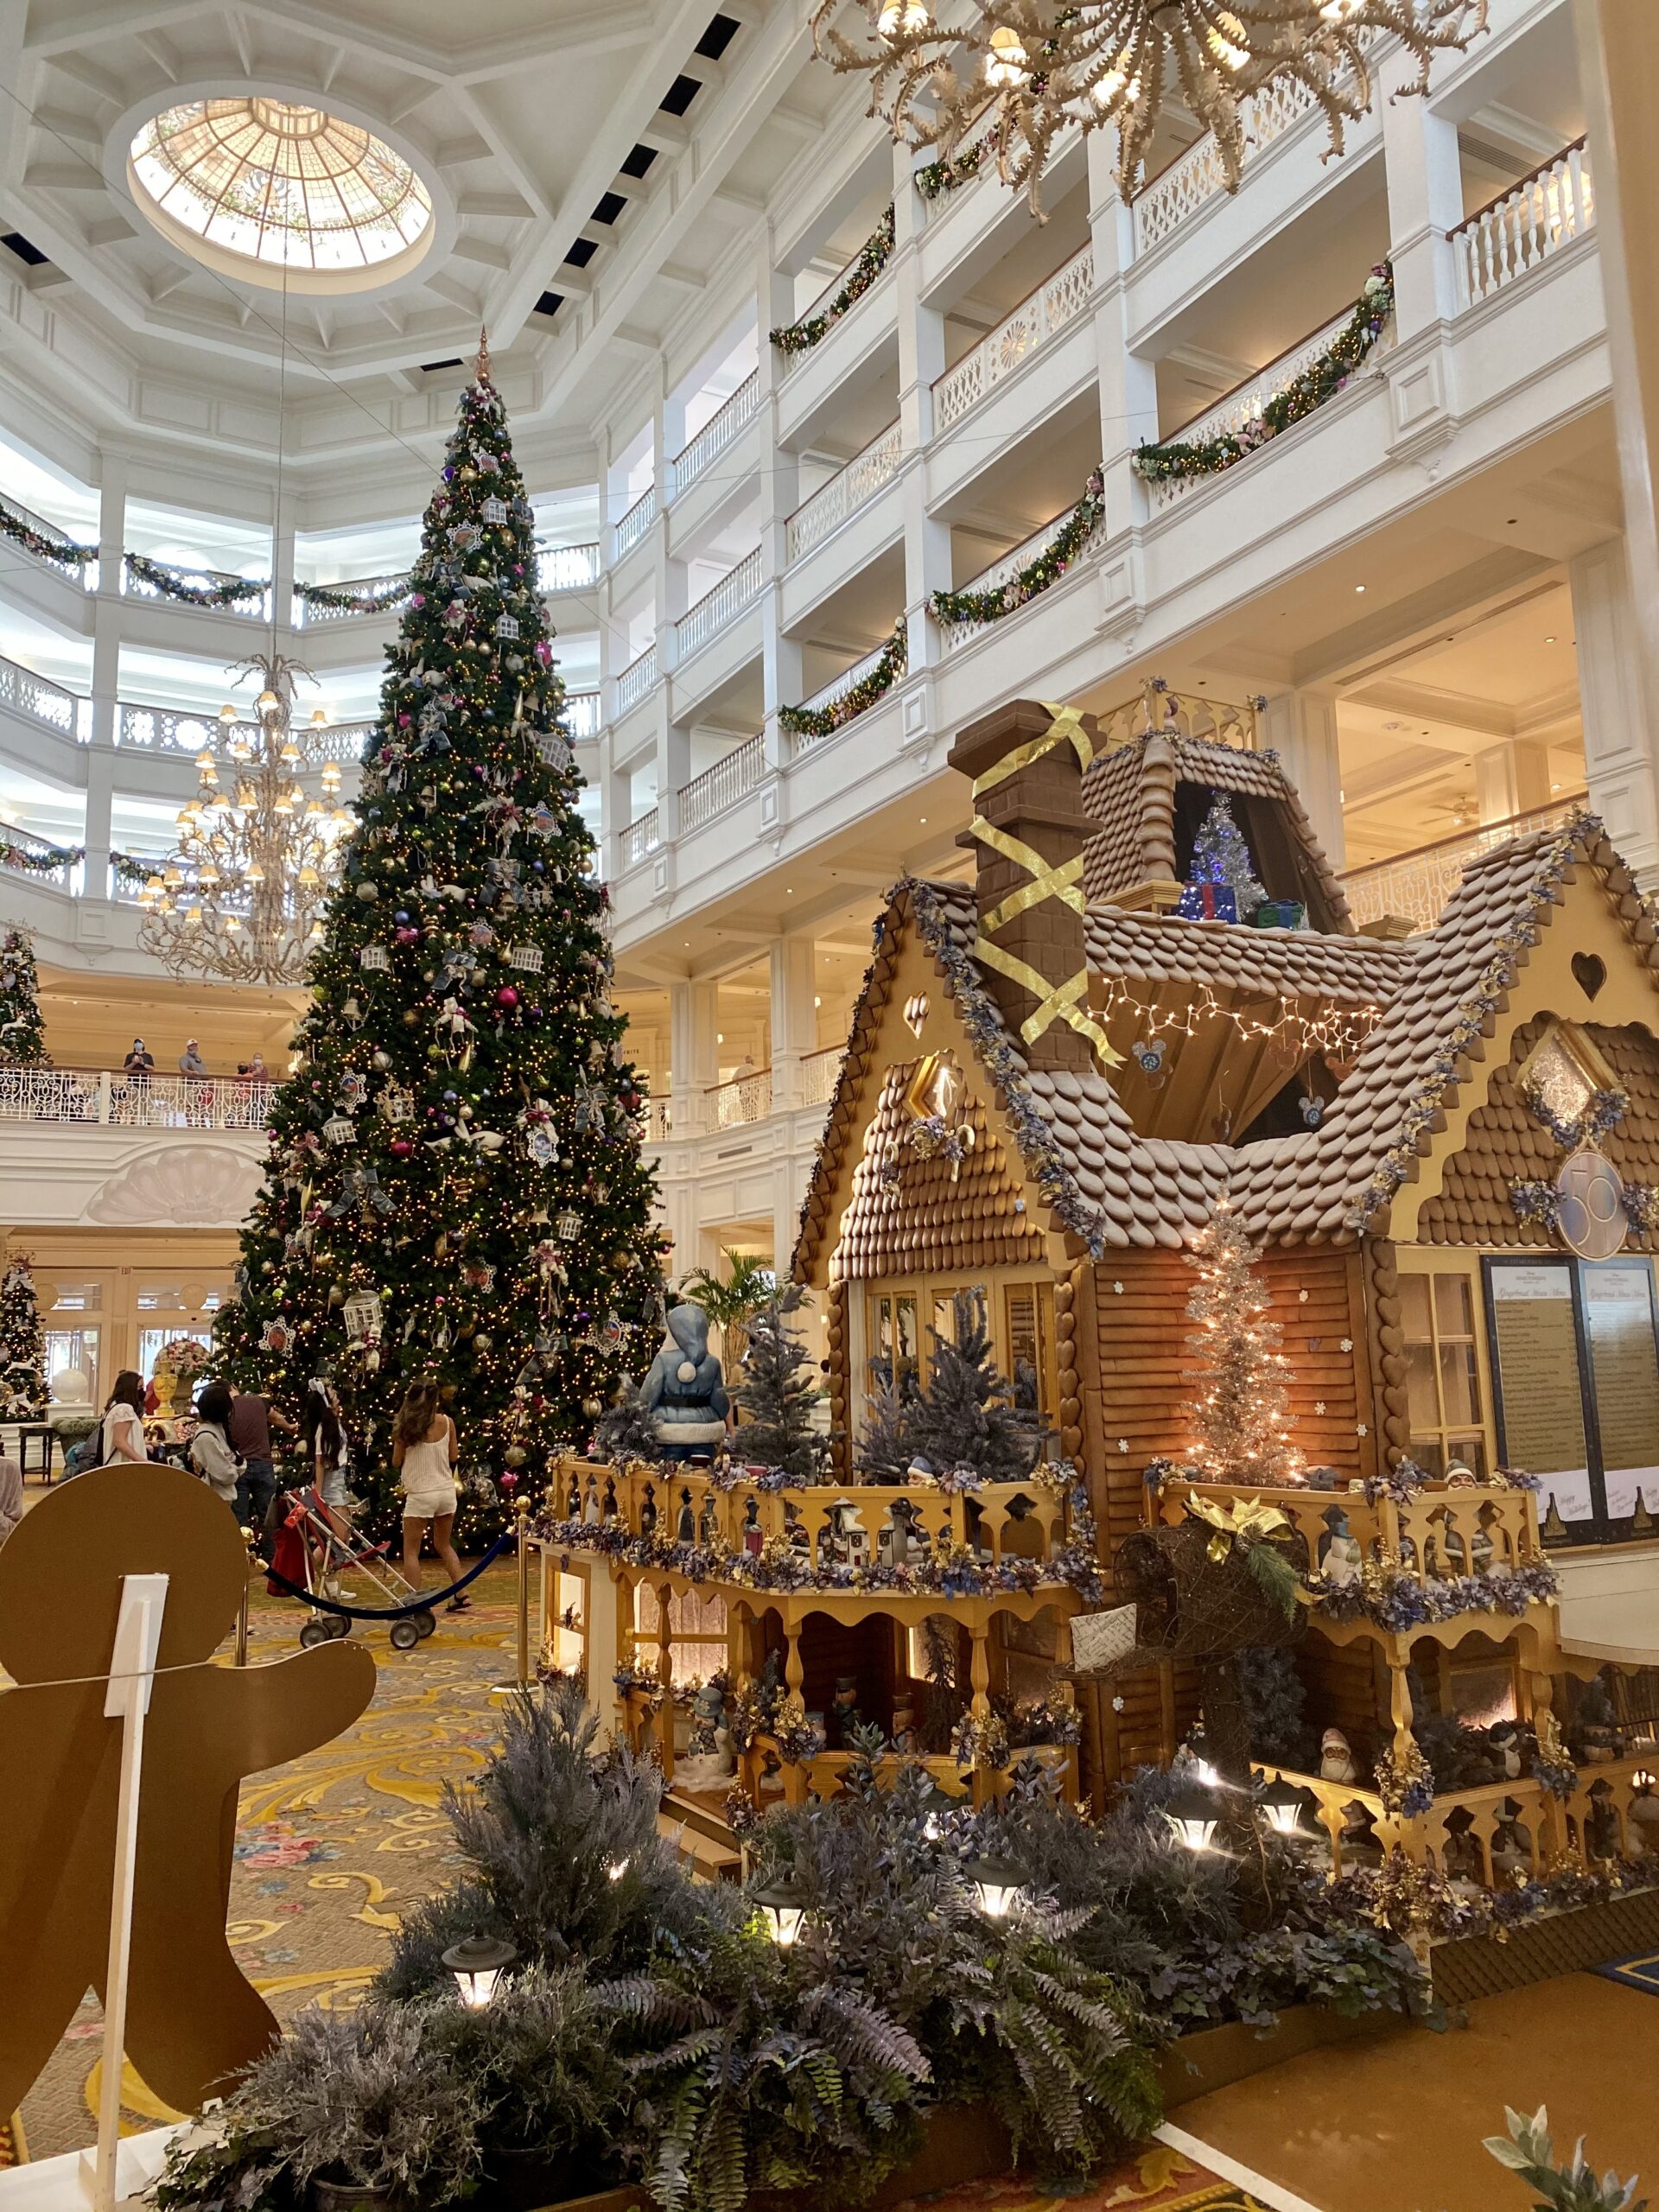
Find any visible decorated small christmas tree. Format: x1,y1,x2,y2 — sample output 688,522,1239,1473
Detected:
0,925,48,1066
901,1291,1039,1484
733,1289,830,1483
1177,795,1266,923
1235,1644,1309,1769
0,1251,47,1420
216,342,664,1543
1179,1197,1299,1485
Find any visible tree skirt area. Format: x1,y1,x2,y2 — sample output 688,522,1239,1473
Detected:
16,1564,522,2158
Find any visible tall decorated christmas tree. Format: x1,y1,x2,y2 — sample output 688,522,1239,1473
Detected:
0,1250,47,1420
0,925,48,1065
216,345,665,1541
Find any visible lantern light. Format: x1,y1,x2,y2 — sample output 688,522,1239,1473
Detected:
964,1854,1027,1918
607,1857,631,1882
751,1876,810,1946
1163,1779,1221,1853
441,1932,518,2007
218,702,238,725
1257,1777,1310,1838
985,24,1027,85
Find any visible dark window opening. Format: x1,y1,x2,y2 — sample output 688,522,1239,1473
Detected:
534,292,564,319
591,191,627,226
660,73,702,116
564,238,598,269
1233,1055,1340,1148
620,143,658,180
696,14,740,59
2,232,48,267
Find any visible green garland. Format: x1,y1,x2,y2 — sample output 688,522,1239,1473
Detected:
770,206,896,357
111,851,158,888
295,576,413,618
0,498,94,570
0,838,82,876
779,620,906,741
124,551,268,610
930,469,1105,630
1133,264,1395,486
916,141,988,200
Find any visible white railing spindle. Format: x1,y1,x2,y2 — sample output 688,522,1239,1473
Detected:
678,734,766,833
785,422,904,563
1453,139,1594,308
931,243,1094,432
672,373,761,493
676,549,763,661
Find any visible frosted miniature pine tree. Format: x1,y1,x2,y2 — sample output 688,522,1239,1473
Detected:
1179,1198,1299,1484
733,1291,830,1483
904,1291,1039,1483
1183,796,1266,919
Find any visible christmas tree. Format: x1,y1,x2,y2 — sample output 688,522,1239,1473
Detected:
0,925,48,1065
0,1251,46,1420
215,343,664,1543
1179,1197,1299,1485
733,1289,830,1483
896,1291,1039,1484
1177,795,1266,923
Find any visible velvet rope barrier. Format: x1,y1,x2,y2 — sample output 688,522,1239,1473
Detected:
264,1528,514,1619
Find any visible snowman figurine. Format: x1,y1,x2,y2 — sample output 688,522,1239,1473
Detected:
639,1302,730,1464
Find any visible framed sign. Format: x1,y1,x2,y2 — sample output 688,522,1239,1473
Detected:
1484,1255,1659,1543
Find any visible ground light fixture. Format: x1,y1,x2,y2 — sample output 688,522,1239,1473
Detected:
441,1932,518,2007
1257,1776,1309,1837
964,1854,1028,1917
751,1876,810,1946
1163,1778,1222,1852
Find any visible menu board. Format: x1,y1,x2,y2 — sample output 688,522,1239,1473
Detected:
1487,1263,1592,1523
1583,1263,1659,1521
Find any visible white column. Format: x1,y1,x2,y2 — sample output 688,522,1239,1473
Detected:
767,934,817,1111
1474,740,1553,826
757,241,803,771
86,459,125,894
1379,61,1463,338
1088,135,1157,533
652,694,688,842
894,141,950,674
1570,537,1659,877
1260,690,1345,868
670,978,721,1135
1572,0,1659,883
271,516,296,635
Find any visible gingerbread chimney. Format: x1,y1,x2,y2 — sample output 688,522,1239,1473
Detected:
950,699,1103,1075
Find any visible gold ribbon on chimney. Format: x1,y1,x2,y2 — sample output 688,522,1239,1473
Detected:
969,703,1121,1067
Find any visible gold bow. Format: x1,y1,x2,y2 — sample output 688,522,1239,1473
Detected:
1184,1489,1291,1562
968,706,1122,1067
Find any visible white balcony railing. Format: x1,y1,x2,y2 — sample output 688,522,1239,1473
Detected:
790,637,894,754
935,505,1106,650
1454,138,1594,308
618,807,661,872
1340,795,1588,935
1134,68,1338,253
0,652,87,740
614,486,658,558
0,1064,276,1130
932,243,1095,432
679,734,766,834
121,554,269,619
676,550,763,662
712,1066,772,1126
0,820,80,890
539,542,603,592
673,372,761,493
565,690,602,741
615,645,659,717
1147,302,1397,514
291,572,411,627
645,1096,671,1143
785,421,904,563
802,1043,843,1107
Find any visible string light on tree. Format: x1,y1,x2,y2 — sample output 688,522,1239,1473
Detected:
1179,1193,1301,1486
0,925,48,1067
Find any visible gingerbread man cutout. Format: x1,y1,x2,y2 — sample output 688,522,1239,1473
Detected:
0,1465,374,2118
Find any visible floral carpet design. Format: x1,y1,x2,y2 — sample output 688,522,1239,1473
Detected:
17,1568,523,2158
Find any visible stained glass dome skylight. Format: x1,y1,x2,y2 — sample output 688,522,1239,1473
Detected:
129,99,435,289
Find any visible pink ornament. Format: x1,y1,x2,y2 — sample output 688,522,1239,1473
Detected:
496,985,519,1009
500,1470,519,1491
391,1138,414,1158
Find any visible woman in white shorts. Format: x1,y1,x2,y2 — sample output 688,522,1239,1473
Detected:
391,1378,467,1613
302,1376,353,1592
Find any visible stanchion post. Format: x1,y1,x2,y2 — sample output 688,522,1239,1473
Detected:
235,1527,254,1667
515,1496,531,1688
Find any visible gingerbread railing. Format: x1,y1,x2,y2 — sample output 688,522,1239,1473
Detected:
742,1739,1078,1812
1151,1476,1541,1590
548,1454,1073,1577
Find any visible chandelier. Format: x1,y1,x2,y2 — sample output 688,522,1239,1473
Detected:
137,652,353,985
812,1,1488,209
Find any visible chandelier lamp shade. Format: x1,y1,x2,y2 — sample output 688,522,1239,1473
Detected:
811,0,1489,207
137,651,353,986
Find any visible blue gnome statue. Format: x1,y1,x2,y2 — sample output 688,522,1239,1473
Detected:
640,1301,730,1463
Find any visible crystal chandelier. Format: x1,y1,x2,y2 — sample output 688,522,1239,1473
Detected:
137,652,353,985
813,1,1488,208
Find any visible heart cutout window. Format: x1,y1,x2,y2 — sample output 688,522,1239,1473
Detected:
1572,952,1606,1001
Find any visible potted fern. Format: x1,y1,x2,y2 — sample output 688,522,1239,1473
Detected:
676,1249,774,1371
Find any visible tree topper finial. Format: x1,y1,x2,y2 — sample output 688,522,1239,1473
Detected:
474,326,492,384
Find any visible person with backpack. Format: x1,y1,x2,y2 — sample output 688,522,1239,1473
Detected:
189,1380,244,1512
99,1371,148,1465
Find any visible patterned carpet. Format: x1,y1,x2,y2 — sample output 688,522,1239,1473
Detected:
17,1563,524,2158
888,2159,1263,2210
1593,1949,1659,1998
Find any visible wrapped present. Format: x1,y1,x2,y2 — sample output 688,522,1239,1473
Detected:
1250,899,1306,930
1178,880,1238,921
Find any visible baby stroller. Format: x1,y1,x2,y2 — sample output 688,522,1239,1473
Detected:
270,1482,437,1650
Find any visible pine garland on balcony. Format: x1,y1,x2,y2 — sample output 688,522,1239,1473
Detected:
0,836,83,876
779,620,907,740
0,498,95,569
1132,264,1395,486
930,469,1105,630
294,576,413,618
915,140,988,200
770,205,896,357
124,551,269,609
110,851,158,888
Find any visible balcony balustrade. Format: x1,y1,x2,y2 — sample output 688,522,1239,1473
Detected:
615,644,659,717
785,420,904,563
0,494,96,584
1095,679,1260,753
802,1042,843,1107
935,505,1107,651
678,734,766,835
291,571,412,627
0,1064,275,1130
1454,138,1594,308
673,372,761,493
1340,795,1588,934
121,553,269,619
676,549,763,662
645,1096,672,1143
1146,302,1398,515
539,542,603,592
564,689,602,741
1133,67,1344,254
0,820,80,891
711,1065,772,1126
931,243,1094,433
788,636,896,754
614,486,658,558
618,806,661,873
0,652,88,740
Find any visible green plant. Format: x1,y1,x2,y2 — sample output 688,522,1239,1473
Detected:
1484,2106,1645,2212
732,1288,831,1483
865,1290,1038,1484
435,1963,629,2178
677,1248,775,1366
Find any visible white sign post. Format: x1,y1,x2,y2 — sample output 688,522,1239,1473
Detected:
83,1573,169,2212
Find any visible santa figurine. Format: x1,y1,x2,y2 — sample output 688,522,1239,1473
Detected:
639,1301,730,1464
1319,1726,1358,1784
